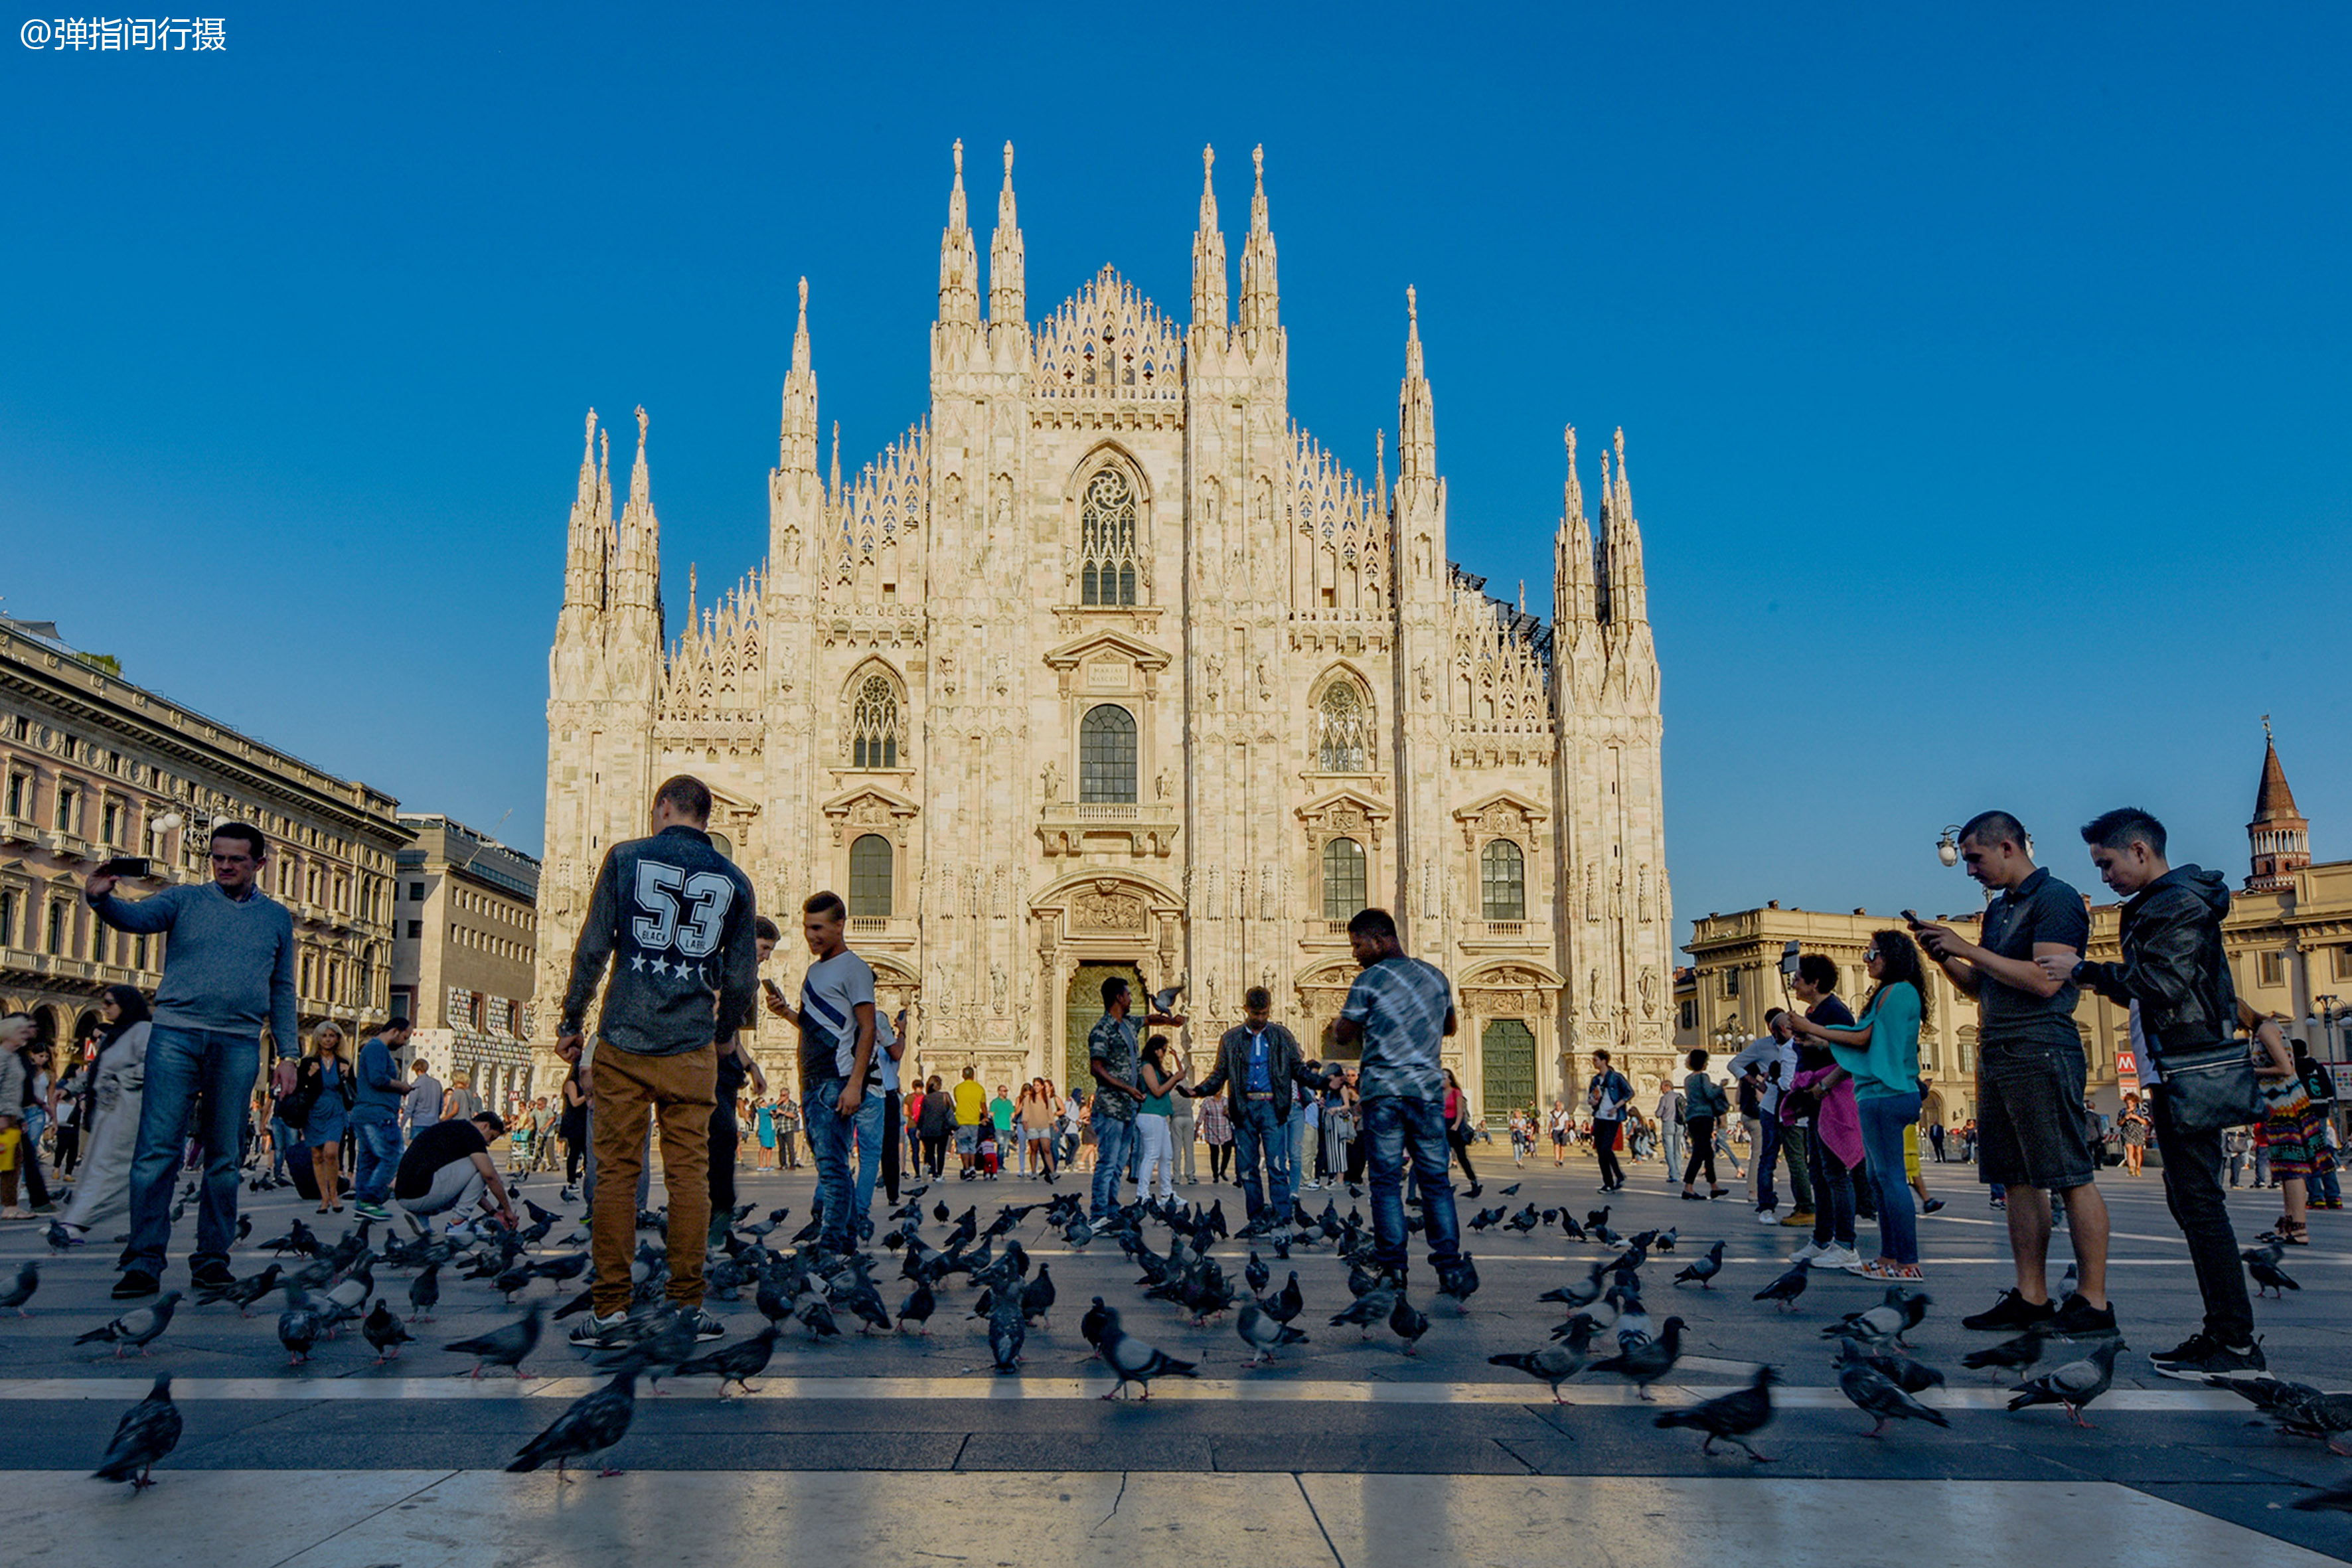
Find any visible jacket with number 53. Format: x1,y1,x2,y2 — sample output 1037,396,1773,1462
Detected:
558,824,761,1058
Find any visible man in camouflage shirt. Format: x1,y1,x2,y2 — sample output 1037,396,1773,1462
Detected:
1087,975,1186,1219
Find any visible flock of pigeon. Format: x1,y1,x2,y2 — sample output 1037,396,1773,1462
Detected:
9,1164,2350,1510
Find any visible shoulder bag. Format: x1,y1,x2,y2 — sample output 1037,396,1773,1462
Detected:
2152,1038,2263,1137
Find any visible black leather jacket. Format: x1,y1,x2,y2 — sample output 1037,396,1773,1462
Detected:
2075,866,2236,1051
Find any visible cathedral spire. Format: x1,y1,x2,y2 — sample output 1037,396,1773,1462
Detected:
1601,427,1648,628
1373,429,1387,512
777,277,819,475
938,138,979,327
1555,425,1597,625
828,420,842,505
561,408,608,615
1237,144,1279,336
988,140,1025,325
1397,285,1437,489
1192,143,1229,328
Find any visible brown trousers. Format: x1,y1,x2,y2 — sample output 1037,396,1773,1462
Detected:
591,1044,716,1316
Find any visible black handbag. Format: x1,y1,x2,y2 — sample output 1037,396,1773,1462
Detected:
2153,1039,2264,1136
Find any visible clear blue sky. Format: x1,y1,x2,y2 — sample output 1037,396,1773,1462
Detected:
7,3,2347,944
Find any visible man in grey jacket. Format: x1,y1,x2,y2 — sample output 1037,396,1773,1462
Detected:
555,775,759,1346
86,822,298,1299
1187,987,1319,1228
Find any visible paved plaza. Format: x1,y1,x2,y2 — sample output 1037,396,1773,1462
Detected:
5,1148,2351,1565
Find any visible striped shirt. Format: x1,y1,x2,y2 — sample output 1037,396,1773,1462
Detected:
1340,955,1453,1102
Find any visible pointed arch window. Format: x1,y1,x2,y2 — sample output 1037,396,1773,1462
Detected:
1079,465,1140,605
1322,836,1368,921
1316,681,1372,773
1480,840,1526,921
849,834,894,919
850,674,902,769
1079,705,1137,803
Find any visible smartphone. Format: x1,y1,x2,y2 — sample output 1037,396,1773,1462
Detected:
1901,909,1924,928
96,856,153,879
1777,939,1801,977
761,979,785,998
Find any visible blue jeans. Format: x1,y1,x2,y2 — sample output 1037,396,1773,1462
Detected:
805,1077,883,1251
126,1026,259,1277
1091,1111,1137,1218
268,1117,293,1182
1230,1099,1293,1221
351,1114,402,1206
1363,1095,1462,1278
1755,1115,1781,1210
1856,1092,1922,1265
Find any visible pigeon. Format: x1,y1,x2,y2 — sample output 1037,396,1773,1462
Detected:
507,1372,637,1480
277,1286,323,1365
1244,1251,1271,1294
1655,1365,1776,1460
1587,1315,1686,1399
1499,1183,1522,1196
262,1219,319,1257
408,1263,441,1322
1079,1296,1111,1352
1389,1293,1431,1356
1674,1241,1727,1289
1837,1338,1950,1437
92,1375,182,1491
1652,1227,1679,1253
2205,1377,2352,1450
1236,1302,1308,1366
1961,1328,2048,1375
677,1324,783,1394
2242,1237,2286,1269
1559,1211,1587,1243
1826,1288,1929,1348
2250,1258,2300,1298
1435,1255,1480,1311
2008,1337,2126,1427
1859,1346,1947,1396
988,1295,1027,1373
76,1291,181,1358
1585,1206,1611,1233
362,1299,414,1362
1020,1263,1058,1327
201,1264,283,1316
1329,1286,1398,1341
1540,1261,1610,1312
1753,1261,1809,1311
1149,979,1184,1014
898,1281,937,1335
1,1259,39,1316
1261,1271,1304,1325
1095,1307,1198,1399
1490,1320,1595,1403
448,1302,544,1379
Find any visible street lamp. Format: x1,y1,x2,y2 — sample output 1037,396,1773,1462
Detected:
1936,825,1962,868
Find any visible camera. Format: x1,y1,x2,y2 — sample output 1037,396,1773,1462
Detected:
95,856,153,880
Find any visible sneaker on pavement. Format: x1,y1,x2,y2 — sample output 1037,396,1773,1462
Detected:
1962,1288,2058,1333
352,1202,390,1221
686,1308,727,1342
189,1261,235,1292
112,1270,161,1300
1780,1210,1816,1227
1755,1209,1781,1225
2151,1335,2264,1379
566,1310,633,1349
1820,1245,1866,1273
1790,1240,1827,1264
2050,1294,2119,1338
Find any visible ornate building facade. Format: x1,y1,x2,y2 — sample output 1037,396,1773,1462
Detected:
532,144,1678,1115
388,813,542,1112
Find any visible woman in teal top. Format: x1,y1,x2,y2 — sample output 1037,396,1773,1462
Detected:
1784,929,1927,1279
1134,1036,1184,1201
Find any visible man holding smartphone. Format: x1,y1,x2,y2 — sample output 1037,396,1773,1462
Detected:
763,891,883,1252
1910,810,2113,1340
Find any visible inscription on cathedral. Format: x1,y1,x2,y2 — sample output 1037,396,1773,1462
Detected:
532,141,1678,1110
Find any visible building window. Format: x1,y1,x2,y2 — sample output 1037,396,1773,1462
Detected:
46,901,68,955
1678,999,1697,1032
409,881,425,902
300,951,315,996
1322,836,1368,921
1078,465,1140,606
2258,951,2286,988
1723,968,1741,998
133,934,148,971
1480,840,1526,921
1079,704,1138,803
850,674,902,769
100,799,121,846
0,888,14,948
54,784,78,833
849,834,894,919
408,920,423,939
1316,682,1371,773
5,772,25,819
2333,946,2352,982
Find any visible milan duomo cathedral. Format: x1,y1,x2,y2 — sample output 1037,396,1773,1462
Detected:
531,142,1676,1115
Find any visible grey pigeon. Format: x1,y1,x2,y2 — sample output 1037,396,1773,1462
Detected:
1539,1260,1609,1311
2250,1258,2300,1298
1489,1320,1595,1403
1328,1285,1398,1340
0,1259,37,1316
361,1299,414,1362
988,1295,1027,1373
1656,1365,1776,1460
1587,1315,1686,1399
92,1374,181,1490
1859,1344,1946,1395
1674,1241,1726,1289
76,1291,181,1358
1236,1302,1308,1366
1435,1255,1480,1310
447,1302,544,1379
590,1306,704,1391
507,1372,637,1480
2008,1337,2126,1427
1837,1338,1950,1437
1095,1306,1197,1400
408,1263,441,1322
277,1285,323,1365
1827,1287,1929,1348
203,1264,283,1317
898,1281,937,1335
676,1324,783,1394
1079,1296,1111,1352
1261,1271,1304,1324
1753,1261,1808,1311
1389,1293,1431,1356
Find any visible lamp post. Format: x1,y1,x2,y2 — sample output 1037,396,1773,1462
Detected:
1936,825,1964,868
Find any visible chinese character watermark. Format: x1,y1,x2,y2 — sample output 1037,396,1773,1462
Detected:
21,17,224,49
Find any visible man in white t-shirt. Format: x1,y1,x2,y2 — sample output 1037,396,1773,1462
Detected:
763,891,879,1253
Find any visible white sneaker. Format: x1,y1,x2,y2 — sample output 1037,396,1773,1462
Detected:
1302,1181,1321,1190
1790,1240,1826,1264
1755,1210,1781,1225
1822,1245,1867,1273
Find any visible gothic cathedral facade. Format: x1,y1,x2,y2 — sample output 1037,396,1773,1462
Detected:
532,143,1676,1116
